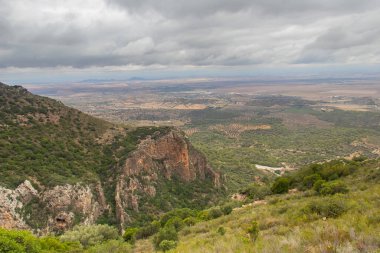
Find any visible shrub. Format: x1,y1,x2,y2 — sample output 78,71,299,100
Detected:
0,228,41,253
303,198,348,218
0,236,25,253
0,228,75,253
158,240,177,252
135,221,160,239
221,205,233,215
123,228,139,244
40,236,77,251
165,217,185,232
197,210,209,221
153,226,178,250
217,227,226,235
239,183,271,200
60,224,119,248
207,207,223,220
183,217,197,226
318,181,349,195
312,179,326,192
247,221,259,242
159,208,196,227
271,177,290,194
302,174,322,189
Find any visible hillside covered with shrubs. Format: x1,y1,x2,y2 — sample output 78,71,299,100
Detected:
1,158,379,252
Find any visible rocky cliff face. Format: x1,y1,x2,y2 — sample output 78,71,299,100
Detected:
0,129,222,234
115,130,221,228
0,180,107,234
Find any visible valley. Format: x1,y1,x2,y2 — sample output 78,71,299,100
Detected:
25,77,380,191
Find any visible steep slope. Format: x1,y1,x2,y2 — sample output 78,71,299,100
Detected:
0,82,223,233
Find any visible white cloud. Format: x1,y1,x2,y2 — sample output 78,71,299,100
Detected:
0,0,379,71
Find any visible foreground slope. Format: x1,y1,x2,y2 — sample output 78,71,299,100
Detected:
0,83,223,233
135,159,380,252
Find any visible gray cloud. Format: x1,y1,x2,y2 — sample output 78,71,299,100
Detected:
0,0,379,70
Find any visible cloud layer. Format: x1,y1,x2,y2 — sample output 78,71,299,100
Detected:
1,0,379,69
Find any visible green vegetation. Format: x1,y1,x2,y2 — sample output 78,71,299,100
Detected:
133,158,379,252
0,228,78,253
271,177,290,194
1,84,380,252
0,84,110,187
0,225,133,253
187,101,380,192
158,240,177,252
1,159,379,252
60,224,119,248
0,83,221,227
239,183,271,200
247,221,259,242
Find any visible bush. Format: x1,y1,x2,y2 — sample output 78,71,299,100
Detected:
0,229,41,253
207,207,223,220
0,236,25,253
60,224,119,248
0,228,75,253
221,205,233,215
303,198,348,218
40,236,77,251
159,208,196,227
271,177,290,194
318,181,349,195
183,217,197,226
217,227,226,235
165,217,185,232
135,221,160,239
247,221,259,242
158,240,177,252
239,183,271,200
312,179,326,192
123,228,139,244
153,226,178,250
197,210,209,221
302,174,322,189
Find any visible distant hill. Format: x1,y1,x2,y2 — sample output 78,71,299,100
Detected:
0,82,223,233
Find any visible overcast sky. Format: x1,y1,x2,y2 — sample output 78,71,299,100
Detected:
1,0,380,83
